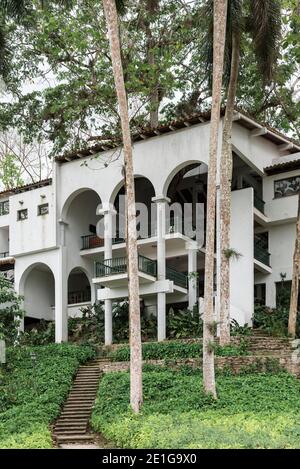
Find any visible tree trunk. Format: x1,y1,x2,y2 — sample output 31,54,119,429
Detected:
103,0,142,413
288,189,300,338
203,0,228,398
219,32,240,346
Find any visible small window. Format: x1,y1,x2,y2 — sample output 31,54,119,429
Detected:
17,209,28,221
274,175,300,199
37,203,49,216
0,200,9,216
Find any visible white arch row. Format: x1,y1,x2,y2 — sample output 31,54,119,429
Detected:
16,258,96,331
59,159,207,221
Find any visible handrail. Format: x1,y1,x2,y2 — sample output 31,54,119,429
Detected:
95,254,157,278
254,239,270,266
166,266,188,289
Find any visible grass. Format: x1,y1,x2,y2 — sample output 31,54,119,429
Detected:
0,344,96,449
108,339,249,361
91,367,300,449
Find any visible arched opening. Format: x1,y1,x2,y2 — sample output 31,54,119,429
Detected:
63,189,102,251
166,162,208,234
165,162,208,300
112,176,156,241
68,267,91,316
22,263,55,328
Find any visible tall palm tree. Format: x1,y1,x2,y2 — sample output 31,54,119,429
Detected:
103,0,142,413
288,188,300,338
217,0,281,345
202,0,228,398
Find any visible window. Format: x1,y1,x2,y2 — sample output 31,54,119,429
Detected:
274,175,300,199
254,283,266,306
37,203,49,216
17,209,28,221
0,200,9,216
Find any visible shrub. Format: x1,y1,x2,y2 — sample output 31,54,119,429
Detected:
253,305,300,337
0,274,24,344
108,340,248,362
167,306,202,339
0,344,95,448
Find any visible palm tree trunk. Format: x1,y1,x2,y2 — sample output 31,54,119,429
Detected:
219,32,240,346
103,0,142,413
203,0,228,398
288,189,300,337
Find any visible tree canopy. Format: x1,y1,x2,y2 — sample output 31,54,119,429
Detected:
0,0,299,158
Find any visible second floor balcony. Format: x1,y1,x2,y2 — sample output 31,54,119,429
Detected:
94,254,188,290
254,237,271,272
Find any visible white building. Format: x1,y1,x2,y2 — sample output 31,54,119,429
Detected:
0,110,300,344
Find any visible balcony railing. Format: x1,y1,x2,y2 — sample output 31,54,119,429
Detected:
68,290,91,305
166,267,188,289
254,239,270,267
254,194,265,214
0,252,9,259
95,254,157,278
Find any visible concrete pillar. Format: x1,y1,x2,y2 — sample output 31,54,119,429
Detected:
55,245,68,342
152,195,170,341
186,241,198,310
98,206,116,345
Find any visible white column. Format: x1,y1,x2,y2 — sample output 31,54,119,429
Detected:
152,195,170,341
186,241,198,310
98,206,116,345
55,220,68,342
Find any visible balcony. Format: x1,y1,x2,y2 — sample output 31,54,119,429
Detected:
254,239,271,267
254,194,265,214
95,254,157,278
0,251,9,259
166,267,188,289
68,290,91,305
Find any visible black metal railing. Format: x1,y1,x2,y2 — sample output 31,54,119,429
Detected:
254,194,265,214
166,267,188,289
0,251,9,259
95,254,157,278
68,290,91,305
81,234,104,250
254,239,270,266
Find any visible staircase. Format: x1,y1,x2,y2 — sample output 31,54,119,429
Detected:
248,330,294,357
53,359,108,445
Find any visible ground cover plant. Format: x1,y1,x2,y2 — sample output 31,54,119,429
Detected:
91,367,300,449
108,339,249,362
0,344,96,448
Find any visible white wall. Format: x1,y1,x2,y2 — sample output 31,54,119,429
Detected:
9,185,56,256
264,169,299,222
230,188,254,325
24,267,55,320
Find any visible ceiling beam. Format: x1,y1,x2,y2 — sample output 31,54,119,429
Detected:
250,127,268,137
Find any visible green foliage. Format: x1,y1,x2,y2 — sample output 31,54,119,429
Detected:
91,368,300,448
223,248,242,260
18,320,55,346
108,339,248,362
0,273,24,344
0,153,23,190
253,304,300,337
230,319,252,336
0,343,96,448
167,306,202,339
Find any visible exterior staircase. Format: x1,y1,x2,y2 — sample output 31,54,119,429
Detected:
248,330,294,356
53,359,109,445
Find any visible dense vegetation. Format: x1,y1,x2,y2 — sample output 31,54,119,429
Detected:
108,339,249,362
92,367,300,449
0,344,95,448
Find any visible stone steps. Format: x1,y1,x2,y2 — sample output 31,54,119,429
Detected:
53,361,101,445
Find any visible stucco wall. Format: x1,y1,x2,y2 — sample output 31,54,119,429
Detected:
9,185,56,256
230,188,254,325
